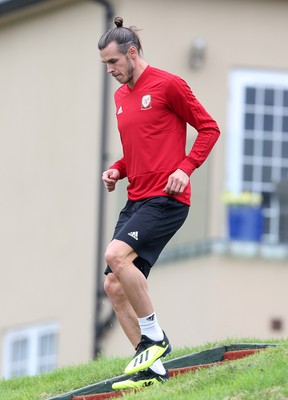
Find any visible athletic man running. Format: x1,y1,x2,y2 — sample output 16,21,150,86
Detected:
98,17,220,389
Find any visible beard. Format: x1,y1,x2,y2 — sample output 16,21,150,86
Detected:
121,57,134,84
112,58,135,85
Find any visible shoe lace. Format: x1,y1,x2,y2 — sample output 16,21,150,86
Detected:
134,335,152,355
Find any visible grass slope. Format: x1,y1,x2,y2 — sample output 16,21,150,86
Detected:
0,338,287,400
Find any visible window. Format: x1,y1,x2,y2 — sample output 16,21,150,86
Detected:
3,322,58,378
227,69,288,244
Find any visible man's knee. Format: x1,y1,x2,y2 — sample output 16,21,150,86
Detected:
104,240,136,273
104,273,125,303
104,244,120,270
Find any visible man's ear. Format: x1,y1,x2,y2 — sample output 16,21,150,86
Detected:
128,46,137,59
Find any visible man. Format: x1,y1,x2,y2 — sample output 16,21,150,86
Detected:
98,17,220,390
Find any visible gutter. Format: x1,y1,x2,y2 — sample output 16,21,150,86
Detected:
0,0,50,14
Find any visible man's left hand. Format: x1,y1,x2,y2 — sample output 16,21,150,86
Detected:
163,169,189,195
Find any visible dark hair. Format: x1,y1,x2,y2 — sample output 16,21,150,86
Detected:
98,16,143,55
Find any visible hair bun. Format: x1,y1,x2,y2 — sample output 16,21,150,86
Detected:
114,17,123,28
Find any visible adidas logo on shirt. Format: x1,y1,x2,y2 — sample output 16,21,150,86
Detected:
117,106,123,114
128,231,139,240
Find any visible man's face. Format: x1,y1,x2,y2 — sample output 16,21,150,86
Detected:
100,41,134,85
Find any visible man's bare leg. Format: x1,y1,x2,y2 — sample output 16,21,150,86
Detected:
104,273,140,348
104,239,170,374
105,239,154,318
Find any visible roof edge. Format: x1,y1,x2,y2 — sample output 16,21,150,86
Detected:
0,0,51,15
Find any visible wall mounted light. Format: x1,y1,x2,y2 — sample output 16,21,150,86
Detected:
189,37,207,70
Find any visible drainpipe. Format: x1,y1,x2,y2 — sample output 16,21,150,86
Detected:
92,0,114,359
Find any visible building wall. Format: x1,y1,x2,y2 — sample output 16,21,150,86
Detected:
99,0,288,356
0,0,105,374
0,0,288,377
105,0,288,244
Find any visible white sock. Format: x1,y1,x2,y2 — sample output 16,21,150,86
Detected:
149,358,167,375
138,312,163,341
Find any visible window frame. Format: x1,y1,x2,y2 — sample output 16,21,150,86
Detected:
2,322,58,378
227,68,288,244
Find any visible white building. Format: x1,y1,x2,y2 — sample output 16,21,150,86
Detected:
0,0,287,378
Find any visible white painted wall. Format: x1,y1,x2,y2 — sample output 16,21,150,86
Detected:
0,0,288,375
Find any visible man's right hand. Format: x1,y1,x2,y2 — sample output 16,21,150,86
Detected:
102,169,120,192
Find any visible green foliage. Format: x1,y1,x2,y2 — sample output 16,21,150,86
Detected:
0,338,287,400
222,191,262,206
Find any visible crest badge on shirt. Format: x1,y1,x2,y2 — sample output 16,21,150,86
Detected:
141,94,152,110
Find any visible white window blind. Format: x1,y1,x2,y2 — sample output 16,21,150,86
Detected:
3,322,58,378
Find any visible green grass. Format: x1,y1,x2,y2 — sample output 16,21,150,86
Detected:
0,338,287,400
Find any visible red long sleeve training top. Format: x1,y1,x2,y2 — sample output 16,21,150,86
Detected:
110,65,220,206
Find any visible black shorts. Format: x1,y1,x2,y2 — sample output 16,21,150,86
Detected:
105,196,189,278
